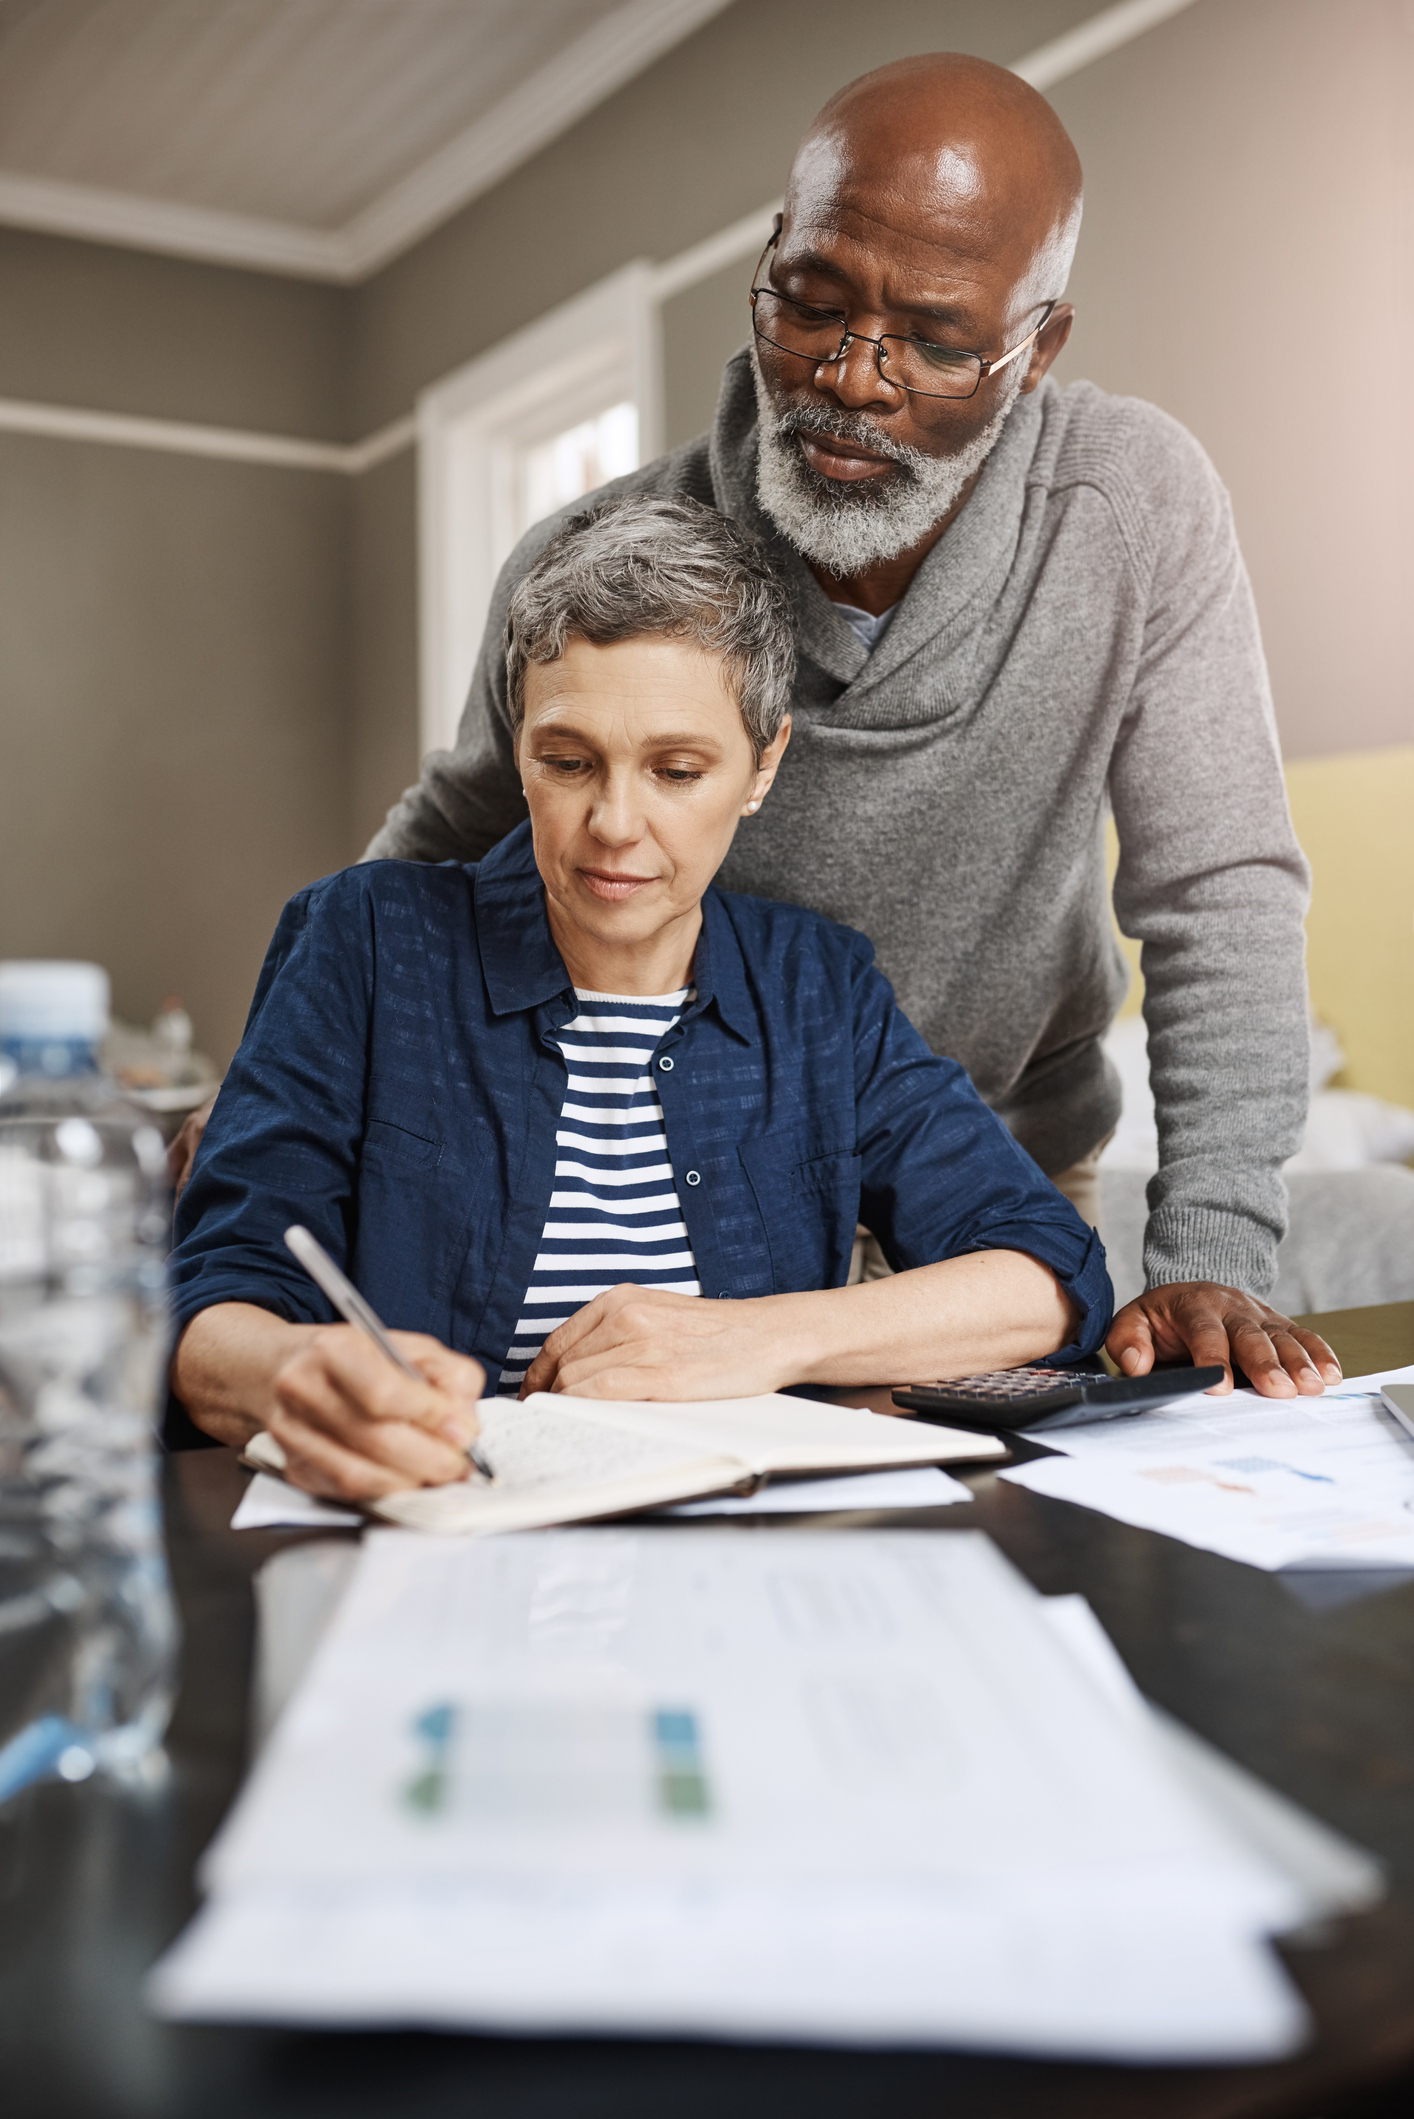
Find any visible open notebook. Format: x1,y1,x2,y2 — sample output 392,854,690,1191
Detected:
242,1391,1004,1536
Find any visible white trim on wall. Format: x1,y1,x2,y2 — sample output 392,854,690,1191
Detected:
0,0,734,284
0,395,414,474
0,0,1204,474
417,263,662,759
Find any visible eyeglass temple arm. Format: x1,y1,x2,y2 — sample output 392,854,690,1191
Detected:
983,302,1059,378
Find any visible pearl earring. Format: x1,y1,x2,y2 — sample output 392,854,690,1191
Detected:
746,800,760,814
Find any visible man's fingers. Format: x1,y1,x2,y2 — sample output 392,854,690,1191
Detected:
1105,1303,1155,1376
1268,1327,1328,1396
1228,1317,1297,1397
1163,1312,1240,1393
1289,1325,1341,1382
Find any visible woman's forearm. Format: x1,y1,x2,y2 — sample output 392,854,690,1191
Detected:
171,1303,317,1448
772,1249,1080,1386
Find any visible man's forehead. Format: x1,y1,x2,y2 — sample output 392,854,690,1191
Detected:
786,144,1043,277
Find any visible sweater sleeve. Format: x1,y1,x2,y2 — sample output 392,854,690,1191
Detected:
168,875,377,1336
850,949,1113,1360
362,536,534,864
1105,409,1310,1296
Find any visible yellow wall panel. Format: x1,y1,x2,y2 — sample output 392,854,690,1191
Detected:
1109,746,1414,1109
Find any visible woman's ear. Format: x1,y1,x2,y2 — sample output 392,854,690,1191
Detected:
743,717,791,815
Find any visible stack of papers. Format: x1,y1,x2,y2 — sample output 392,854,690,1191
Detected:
1002,1365,1414,1572
147,1527,1376,2059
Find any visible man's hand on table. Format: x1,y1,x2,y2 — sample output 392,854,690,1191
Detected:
1106,1283,1341,1398
268,1326,485,1500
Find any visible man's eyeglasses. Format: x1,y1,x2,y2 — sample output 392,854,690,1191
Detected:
749,236,1058,403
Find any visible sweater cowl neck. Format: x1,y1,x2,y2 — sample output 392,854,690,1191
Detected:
707,348,1044,694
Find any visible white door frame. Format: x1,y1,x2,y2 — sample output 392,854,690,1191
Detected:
416,261,662,758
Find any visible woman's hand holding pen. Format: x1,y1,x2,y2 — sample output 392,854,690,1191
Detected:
268,1326,485,1501
172,1305,485,1503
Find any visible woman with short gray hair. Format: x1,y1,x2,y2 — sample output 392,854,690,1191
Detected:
169,495,1110,1502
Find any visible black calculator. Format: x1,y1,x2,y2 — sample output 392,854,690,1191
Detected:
891,1364,1226,1434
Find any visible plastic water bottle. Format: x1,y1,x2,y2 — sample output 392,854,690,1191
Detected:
0,962,178,1800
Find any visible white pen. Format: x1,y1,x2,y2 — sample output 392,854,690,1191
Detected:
283,1224,495,1483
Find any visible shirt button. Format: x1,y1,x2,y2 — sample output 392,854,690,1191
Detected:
658,1055,674,1071
685,1169,701,1186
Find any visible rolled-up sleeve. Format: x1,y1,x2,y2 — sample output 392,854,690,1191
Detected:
169,873,375,1340
850,946,1113,1360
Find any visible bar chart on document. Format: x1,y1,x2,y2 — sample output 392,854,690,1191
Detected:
1002,1366,1414,1571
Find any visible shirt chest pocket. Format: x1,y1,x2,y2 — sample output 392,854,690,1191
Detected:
356,1117,491,1307
737,1132,862,1294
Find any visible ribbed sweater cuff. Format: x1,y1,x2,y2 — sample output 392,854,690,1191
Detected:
1142,1205,1280,1299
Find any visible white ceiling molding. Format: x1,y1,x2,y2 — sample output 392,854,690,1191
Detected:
342,0,732,280
0,0,733,282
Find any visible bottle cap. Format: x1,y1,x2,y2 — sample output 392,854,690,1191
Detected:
0,962,110,1042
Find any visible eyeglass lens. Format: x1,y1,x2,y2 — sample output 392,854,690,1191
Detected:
751,292,984,400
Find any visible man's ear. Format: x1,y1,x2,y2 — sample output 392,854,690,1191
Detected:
1020,304,1074,394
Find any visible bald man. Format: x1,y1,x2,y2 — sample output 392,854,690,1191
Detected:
366,54,1337,1400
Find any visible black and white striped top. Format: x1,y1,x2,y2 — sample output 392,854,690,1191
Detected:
497,987,703,1394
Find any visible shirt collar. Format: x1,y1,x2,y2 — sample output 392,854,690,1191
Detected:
472,822,573,1015
472,819,756,1044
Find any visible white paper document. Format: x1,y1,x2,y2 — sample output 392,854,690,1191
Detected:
1001,1366,1414,1572
232,1473,363,1531
660,1465,972,1515
150,1527,1322,2059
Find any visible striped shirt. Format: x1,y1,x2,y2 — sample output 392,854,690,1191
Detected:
497,987,703,1393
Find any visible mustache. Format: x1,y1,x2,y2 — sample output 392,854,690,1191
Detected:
770,399,929,478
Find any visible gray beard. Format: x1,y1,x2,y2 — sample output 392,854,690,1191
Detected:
751,347,1023,577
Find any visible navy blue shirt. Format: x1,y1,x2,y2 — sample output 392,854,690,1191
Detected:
171,823,1111,1401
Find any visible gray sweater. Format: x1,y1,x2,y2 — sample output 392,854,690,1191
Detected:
370,354,1310,1295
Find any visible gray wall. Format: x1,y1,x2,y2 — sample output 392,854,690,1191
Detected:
0,431,349,1067
346,0,1094,433
1045,0,1414,761
0,226,353,1067
4,0,1409,1067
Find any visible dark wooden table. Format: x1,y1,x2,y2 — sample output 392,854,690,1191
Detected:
4,1303,1413,2119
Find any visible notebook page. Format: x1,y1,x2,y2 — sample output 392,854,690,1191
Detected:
570,1389,1004,1472
374,1395,747,1534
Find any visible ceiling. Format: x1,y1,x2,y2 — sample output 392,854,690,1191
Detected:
0,0,734,279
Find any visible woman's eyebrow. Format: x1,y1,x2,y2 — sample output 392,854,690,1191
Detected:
526,718,597,744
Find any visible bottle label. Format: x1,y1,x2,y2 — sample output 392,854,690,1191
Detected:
0,1037,101,1080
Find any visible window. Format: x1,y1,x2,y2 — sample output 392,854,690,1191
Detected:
417,265,660,758
521,401,639,530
